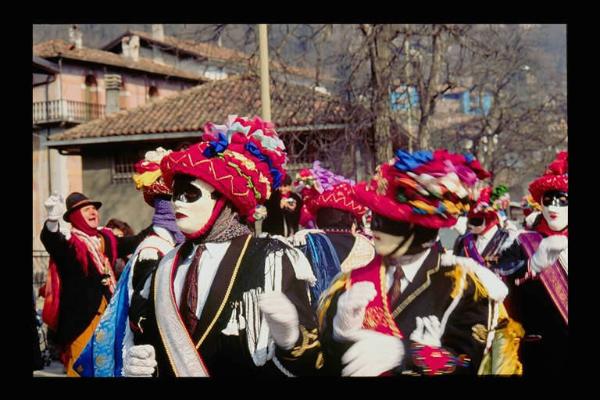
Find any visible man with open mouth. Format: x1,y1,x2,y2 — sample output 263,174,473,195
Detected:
40,191,152,376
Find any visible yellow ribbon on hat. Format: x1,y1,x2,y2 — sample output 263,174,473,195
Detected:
132,170,162,190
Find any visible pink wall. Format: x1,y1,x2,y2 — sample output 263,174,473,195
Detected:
33,61,195,110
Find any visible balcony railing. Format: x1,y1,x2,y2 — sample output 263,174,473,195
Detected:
33,100,105,124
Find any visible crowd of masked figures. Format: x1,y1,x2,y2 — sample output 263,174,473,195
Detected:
34,116,568,377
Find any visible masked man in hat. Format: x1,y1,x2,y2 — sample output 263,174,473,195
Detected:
494,151,568,375
454,185,523,272
452,185,527,375
293,182,374,308
73,147,184,377
122,116,321,377
40,192,151,376
317,149,509,376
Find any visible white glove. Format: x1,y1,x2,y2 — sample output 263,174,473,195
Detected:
504,219,519,233
453,216,468,236
409,316,442,347
341,330,405,376
44,192,63,222
258,292,300,350
531,235,568,273
292,229,324,246
123,345,157,377
333,282,377,342
138,248,159,262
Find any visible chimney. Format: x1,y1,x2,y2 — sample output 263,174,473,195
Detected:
129,35,140,62
121,35,139,62
152,24,165,41
121,36,130,58
104,74,122,115
151,24,165,64
68,25,83,49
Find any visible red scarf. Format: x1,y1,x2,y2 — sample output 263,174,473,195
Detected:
69,209,100,237
535,216,568,238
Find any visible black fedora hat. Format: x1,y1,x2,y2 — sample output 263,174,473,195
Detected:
63,192,102,222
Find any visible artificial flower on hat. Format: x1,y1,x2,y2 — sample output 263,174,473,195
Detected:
294,161,359,227
132,147,173,206
528,151,568,203
491,185,511,211
521,194,542,218
354,149,490,229
161,115,287,222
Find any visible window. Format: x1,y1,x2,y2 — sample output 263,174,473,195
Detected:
390,86,419,111
148,85,159,98
462,91,492,116
84,74,100,120
111,152,139,184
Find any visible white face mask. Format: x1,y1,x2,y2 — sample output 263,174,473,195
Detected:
172,178,218,235
542,204,568,231
372,230,416,258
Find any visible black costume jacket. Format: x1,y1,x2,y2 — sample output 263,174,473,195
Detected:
318,244,495,376
453,227,524,274
494,230,568,375
262,191,303,236
132,234,322,377
40,222,150,345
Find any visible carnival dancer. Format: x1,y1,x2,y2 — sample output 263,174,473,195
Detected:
293,182,373,307
495,151,568,375
122,116,322,377
40,192,151,376
73,147,184,377
453,185,524,271
317,149,509,376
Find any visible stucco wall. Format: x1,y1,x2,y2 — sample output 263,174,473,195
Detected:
82,146,154,233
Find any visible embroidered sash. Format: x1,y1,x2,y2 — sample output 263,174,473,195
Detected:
71,228,117,295
73,234,175,377
462,234,486,266
518,232,568,325
154,247,211,377
348,256,403,338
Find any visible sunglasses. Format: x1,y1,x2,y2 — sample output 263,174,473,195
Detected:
542,191,568,207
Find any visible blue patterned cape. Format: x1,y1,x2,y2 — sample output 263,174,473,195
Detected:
73,259,132,377
301,233,342,309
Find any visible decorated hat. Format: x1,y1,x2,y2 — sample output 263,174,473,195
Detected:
528,151,568,203
492,185,510,209
161,115,287,221
63,192,102,222
306,182,368,220
468,185,509,216
132,147,173,206
521,194,542,217
354,149,490,229
294,161,359,225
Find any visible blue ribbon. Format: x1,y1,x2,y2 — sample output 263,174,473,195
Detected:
463,152,475,164
245,142,282,189
203,132,229,158
394,150,433,172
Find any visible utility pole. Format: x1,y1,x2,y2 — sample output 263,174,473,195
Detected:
404,30,413,152
258,24,272,121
